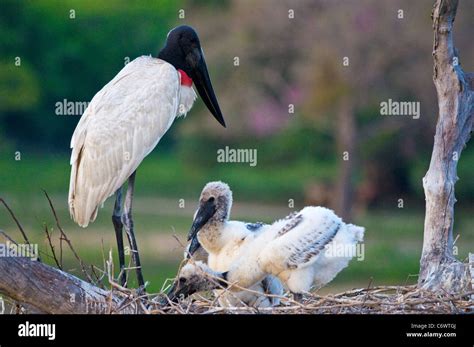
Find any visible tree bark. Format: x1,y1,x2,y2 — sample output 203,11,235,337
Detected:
418,0,473,293
0,257,139,314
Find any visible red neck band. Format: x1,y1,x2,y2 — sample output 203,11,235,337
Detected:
178,69,193,87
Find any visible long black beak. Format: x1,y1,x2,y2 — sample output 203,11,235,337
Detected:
187,236,202,258
190,50,226,128
187,199,216,242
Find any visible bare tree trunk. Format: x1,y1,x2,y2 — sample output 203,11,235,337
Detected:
0,257,139,314
418,0,473,293
333,96,356,221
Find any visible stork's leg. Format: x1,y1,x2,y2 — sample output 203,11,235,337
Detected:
122,171,145,288
112,187,126,286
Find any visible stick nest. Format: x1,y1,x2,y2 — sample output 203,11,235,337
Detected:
110,285,473,314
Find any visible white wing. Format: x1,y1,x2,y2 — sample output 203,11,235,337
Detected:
69,56,180,227
260,207,343,271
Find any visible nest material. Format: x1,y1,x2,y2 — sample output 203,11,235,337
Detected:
109,285,474,314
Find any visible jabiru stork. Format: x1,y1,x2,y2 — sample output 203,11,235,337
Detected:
68,25,226,288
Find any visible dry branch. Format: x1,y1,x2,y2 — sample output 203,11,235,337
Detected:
0,256,140,314
418,0,474,293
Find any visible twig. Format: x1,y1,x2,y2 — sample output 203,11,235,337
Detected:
90,265,105,289
172,233,185,249
0,198,41,262
43,190,94,284
59,230,64,269
43,223,61,269
0,229,19,246
0,198,31,246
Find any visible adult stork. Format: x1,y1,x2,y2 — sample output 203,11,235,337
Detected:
68,25,226,288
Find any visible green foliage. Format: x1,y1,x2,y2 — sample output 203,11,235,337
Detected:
0,61,40,112
409,144,474,201
1,0,473,206
0,0,177,149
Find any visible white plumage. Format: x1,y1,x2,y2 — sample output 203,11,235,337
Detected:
225,206,364,295
68,56,196,227
68,26,226,289
186,182,365,297
218,274,283,308
183,235,283,307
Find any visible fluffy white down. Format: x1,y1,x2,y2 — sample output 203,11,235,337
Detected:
179,261,283,308
184,234,283,307
197,198,365,295
215,275,283,308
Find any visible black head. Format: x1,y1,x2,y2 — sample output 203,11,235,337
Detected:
158,25,226,127
158,26,200,76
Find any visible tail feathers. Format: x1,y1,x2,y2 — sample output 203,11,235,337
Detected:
69,196,99,228
68,146,111,228
348,224,365,242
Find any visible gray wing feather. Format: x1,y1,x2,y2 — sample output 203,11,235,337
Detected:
285,218,341,269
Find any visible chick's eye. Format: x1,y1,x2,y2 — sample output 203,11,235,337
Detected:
179,277,187,284
208,197,215,203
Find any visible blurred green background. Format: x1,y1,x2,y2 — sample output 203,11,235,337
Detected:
0,0,473,294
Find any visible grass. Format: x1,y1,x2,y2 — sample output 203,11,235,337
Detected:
0,151,334,202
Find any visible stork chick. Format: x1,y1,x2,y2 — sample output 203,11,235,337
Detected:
181,181,365,299
166,260,283,307
167,233,283,308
